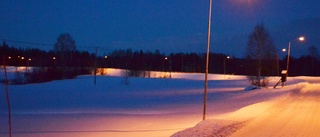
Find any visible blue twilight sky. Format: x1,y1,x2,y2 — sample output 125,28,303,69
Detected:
1,0,320,57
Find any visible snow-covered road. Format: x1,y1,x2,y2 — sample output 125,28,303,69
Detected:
231,83,320,137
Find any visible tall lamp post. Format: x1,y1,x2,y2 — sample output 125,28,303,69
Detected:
286,36,304,76
203,0,212,121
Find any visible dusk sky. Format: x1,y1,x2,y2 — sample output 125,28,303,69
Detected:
1,0,320,57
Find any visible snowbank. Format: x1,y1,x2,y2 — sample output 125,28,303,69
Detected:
172,119,246,137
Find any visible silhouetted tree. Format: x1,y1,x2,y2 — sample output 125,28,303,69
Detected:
54,33,76,52
53,33,77,78
245,24,277,86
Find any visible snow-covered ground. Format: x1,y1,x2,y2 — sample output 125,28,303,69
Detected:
1,67,320,137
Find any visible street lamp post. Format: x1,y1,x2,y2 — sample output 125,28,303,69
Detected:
169,58,172,78
27,58,31,72
203,0,212,121
52,56,57,67
286,36,304,76
277,49,287,76
104,55,108,68
163,57,168,71
224,56,230,78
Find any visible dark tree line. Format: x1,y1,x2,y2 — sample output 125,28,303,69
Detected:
1,42,320,77
99,49,250,75
1,42,95,68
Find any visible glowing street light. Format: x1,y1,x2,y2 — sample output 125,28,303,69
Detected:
282,48,286,52
286,36,305,76
299,37,305,41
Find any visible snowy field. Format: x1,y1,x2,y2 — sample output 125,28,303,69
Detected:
1,67,320,137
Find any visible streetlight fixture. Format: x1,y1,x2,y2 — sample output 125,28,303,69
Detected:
224,56,230,77
286,36,305,76
27,58,31,72
203,0,212,121
299,37,305,41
